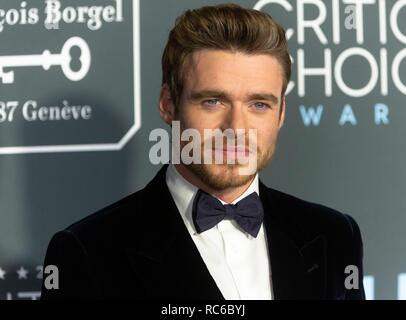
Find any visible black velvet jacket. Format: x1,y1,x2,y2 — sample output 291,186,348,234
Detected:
41,164,365,300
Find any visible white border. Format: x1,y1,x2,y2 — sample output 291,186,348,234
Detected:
0,0,141,155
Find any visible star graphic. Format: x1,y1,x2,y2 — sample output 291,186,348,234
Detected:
16,266,29,280
0,267,6,280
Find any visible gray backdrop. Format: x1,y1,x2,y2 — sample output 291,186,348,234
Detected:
0,0,405,300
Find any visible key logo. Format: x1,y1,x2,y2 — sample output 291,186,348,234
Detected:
0,37,91,84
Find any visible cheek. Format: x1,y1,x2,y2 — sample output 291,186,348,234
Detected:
256,126,279,146
181,108,220,130
180,115,206,131
178,107,196,128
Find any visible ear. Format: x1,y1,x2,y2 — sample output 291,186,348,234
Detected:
278,96,286,130
159,84,176,125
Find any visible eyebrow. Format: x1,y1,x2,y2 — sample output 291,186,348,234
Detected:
189,90,280,105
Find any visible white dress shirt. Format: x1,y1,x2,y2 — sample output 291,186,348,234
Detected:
165,164,273,300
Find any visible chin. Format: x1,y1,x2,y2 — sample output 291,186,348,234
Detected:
188,163,257,190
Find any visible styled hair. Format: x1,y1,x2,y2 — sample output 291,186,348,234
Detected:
161,3,291,108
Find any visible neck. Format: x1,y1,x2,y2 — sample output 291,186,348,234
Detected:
174,164,255,204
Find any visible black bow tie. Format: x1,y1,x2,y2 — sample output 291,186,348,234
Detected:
192,189,264,237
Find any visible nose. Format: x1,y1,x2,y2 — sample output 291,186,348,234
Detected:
221,104,247,133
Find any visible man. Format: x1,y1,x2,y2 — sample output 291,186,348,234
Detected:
41,4,365,300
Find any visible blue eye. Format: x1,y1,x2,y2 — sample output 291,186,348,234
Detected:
253,102,269,110
203,99,220,106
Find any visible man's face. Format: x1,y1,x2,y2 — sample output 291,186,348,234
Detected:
162,49,285,191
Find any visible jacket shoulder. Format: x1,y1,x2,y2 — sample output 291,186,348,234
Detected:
64,187,149,244
263,186,361,240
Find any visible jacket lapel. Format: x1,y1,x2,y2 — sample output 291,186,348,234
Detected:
124,165,326,300
125,164,224,299
259,181,327,300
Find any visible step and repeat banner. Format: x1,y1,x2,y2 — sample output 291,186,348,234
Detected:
0,0,405,299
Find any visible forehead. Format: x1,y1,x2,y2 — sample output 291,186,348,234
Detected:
182,49,284,97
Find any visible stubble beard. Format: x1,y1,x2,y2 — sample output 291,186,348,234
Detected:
184,143,275,191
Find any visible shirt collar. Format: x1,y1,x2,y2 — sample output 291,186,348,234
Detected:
165,163,260,235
